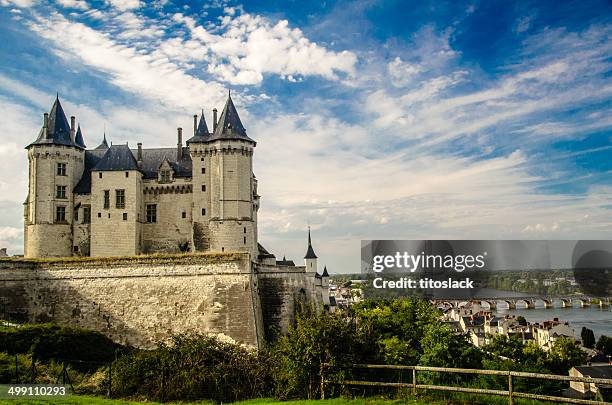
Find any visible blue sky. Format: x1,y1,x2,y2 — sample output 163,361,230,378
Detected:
0,0,610,272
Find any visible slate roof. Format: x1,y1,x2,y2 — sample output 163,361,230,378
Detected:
208,95,255,144
186,110,212,143
574,365,612,380
75,125,86,149
74,149,106,194
304,227,318,259
93,144,139,171
28,96,79,148
322,266,329,277
95,134,109,150
133,147,192,179
258,243,276,260
276,256,296,266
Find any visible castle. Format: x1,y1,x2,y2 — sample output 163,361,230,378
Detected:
24,94,261,259
2,94,334,347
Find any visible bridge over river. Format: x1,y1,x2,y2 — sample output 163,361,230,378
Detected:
433,296,611,310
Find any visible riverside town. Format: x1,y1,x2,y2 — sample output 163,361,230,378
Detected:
0,1,611,405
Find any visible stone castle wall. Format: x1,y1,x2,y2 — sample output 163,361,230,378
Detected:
0,253,263,348
256,265,320,341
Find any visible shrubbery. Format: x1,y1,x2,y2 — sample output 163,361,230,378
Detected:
112,334,271,402
0,323,123,367
1,302,601,403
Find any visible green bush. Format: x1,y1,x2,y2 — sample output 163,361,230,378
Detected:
112,334,270,403
0,323,123,368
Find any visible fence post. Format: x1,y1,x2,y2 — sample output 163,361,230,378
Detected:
508,372,513,405
412,367,417,396
320,364,325,400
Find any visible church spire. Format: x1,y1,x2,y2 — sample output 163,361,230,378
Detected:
304,226,318,259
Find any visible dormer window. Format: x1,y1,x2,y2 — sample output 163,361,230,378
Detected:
160,170,171,183
158,159,175,183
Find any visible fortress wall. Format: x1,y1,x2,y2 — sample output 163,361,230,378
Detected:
256,265,320,341
0,253,263,349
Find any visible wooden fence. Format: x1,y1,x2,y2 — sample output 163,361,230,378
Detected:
321,363,612,405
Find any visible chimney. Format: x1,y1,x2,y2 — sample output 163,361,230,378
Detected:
70,116,76,142
213,108,218,131
43,113,49,138
177,128,183,160
193,114,198,136
137,142,142,165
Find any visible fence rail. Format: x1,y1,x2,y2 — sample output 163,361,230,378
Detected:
321,363,612,405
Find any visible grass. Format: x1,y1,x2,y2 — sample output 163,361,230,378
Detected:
0,395,573,405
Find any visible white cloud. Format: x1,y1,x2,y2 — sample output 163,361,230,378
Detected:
56,0,88,10
515,16,533,33
27,12,227,112
0,0,37,7
106,0,139,11
387,57,422,87
173,12,357,85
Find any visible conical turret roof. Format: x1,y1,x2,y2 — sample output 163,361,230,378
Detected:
187,110,212,143
208,93,255,144
28,95,75,148
304,227,318,259
322,266,329,277
75,125,86,149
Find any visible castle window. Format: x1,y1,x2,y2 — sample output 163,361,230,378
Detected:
83,207,91,223
146,204,157,223
73,246,79,253
57,163,67,176
103,190,110,209
201,185,206,192
182,211,186,219
125,171,129,178
97,212,101,218
243,227,246,233
99,173,102,179
160,170,171,183
55,206,66,223
244,236,246,244
74,208,79,222
201,208,206,216
201,167,205,174
56,185,66,199
123,213,128,221
115,189,125,209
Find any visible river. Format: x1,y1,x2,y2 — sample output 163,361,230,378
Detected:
495,305,612,339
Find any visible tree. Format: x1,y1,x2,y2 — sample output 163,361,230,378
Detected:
420,323,483,369
581,327,596,349
547,337,587,374
596,335,612,356
271,311,363,399
516,316,527,326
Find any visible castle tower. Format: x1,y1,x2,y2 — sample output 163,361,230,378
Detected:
187,94,258,259
304,227,318,273
24,96,85,257
89,144,143,257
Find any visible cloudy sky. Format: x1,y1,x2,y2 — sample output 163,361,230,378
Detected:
0,0,610,273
